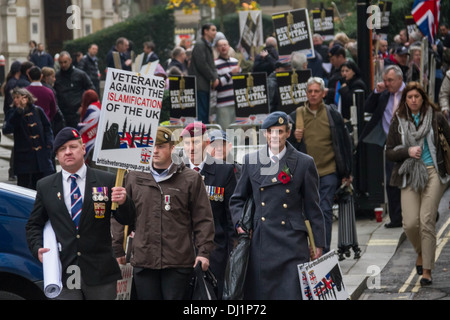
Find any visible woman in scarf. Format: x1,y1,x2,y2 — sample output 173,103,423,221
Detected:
386,82,450,286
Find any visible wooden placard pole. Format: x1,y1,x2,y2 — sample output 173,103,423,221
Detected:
111,168,125,211
305,220,316,254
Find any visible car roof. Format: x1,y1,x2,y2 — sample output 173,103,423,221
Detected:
0,182,36,199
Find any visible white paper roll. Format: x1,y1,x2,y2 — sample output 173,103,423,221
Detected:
43,221,63,298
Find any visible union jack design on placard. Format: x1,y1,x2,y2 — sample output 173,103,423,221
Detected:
412,0,441,44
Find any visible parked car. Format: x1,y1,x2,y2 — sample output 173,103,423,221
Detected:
0,182,45,299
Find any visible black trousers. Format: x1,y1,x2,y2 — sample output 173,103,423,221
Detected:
385,160,402,226
55,278,117,300
133,267,192,300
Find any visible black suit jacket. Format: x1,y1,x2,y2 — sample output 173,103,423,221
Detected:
186,155,237,254
26,166,135,286
358,90,390,145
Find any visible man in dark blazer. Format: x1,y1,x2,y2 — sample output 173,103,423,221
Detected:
26,127,135,300
188,23,219,124
180,122,237,299
229,112,325,300
359,65,405,228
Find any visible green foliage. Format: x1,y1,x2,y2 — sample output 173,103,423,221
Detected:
63,6,175,78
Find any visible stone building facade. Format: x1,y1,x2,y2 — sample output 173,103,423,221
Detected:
0,0,116,71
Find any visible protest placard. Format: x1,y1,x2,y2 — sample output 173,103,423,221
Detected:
272,8,315,58
311,8,334,41
93,68,165,172
298,250,349,300
373,1,392,40
238,11,264,60
116,263,133,300
276,69,311,114
168,75,197,125
232,72,269,125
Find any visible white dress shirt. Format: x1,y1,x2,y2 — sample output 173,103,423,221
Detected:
61,164,87,215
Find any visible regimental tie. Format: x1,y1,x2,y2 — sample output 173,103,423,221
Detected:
70,174,83,229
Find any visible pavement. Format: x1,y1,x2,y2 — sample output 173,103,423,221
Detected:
329,211,405,300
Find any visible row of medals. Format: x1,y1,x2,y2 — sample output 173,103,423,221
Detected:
92,187,108,202
164,186,224,212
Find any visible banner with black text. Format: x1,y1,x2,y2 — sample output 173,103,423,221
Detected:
93,68,164,172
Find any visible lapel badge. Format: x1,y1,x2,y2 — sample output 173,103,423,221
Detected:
94,202,106,218
272,177,277,183
57,192,61,200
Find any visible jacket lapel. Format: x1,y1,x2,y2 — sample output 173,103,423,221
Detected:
79,167,96,227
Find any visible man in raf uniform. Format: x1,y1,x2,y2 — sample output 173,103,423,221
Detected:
181,122,237,299
229,111,325,300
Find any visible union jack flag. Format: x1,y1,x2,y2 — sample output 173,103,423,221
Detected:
412,0,441,44
119,131,154,149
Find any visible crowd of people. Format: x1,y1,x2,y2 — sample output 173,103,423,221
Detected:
1,18,450,300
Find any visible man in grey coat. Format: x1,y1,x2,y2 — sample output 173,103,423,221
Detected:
229,111,326,300
189,23,219,124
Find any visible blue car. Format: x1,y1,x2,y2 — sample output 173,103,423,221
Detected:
0,182,45,299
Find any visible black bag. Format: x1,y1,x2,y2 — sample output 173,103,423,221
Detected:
335,184,361,261
187,262,218,300
222,196,255,300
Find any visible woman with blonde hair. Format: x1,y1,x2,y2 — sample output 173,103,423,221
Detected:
386,82,450,286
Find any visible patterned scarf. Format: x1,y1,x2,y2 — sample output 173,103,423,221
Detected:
397,107,433,192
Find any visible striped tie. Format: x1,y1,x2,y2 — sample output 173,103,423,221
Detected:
70,174,82,229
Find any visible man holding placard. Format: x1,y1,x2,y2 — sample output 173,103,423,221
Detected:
26,127,135,300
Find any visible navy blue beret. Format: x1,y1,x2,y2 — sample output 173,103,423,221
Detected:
53,127,82,152
261,111,289,129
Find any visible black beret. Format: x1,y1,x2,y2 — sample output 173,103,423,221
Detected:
261,111,289,130
53,127,82,152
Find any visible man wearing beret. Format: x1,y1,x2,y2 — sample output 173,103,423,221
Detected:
120,126,215,300
229,111,326,300
181,122,237,299
26,127,135,299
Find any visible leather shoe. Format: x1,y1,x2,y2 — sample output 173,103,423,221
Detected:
420,278,432,286
384,222,402,228
416,265,423,275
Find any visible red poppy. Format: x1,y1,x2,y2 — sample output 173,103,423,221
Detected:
278,171,291,184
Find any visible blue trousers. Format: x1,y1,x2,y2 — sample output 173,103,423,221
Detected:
197,90,210,124
319,172,339,253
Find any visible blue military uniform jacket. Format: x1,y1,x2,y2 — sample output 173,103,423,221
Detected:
186,154,237,297
229,142,325,300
